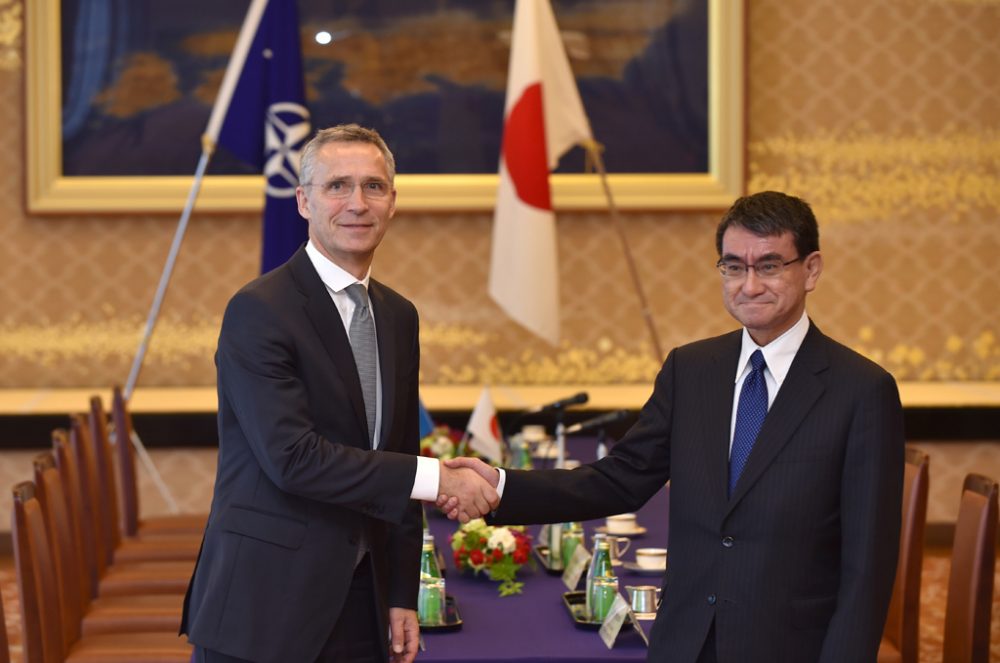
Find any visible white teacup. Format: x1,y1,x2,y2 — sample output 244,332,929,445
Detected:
606,513,638,534
634,547,668,570
522,424,546,442
607,535,630,565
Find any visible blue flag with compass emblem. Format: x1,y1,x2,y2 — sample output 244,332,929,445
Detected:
217,0,311,274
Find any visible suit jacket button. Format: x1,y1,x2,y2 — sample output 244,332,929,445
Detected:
707,594,717,605
722,536,734,548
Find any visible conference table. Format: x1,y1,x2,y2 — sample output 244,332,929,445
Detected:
421,438,669,662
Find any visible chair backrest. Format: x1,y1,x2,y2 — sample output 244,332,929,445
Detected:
12,481,66,663
34,450,86,648
881,446,929,663
89,395,123,554
942,473,998,663
69,413,111,582
112,385,142,536
0,540,10,663
52,428,95,605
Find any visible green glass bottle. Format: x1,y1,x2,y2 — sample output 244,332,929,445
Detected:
585,535,616,620
421,533,441,578
560,522,584,569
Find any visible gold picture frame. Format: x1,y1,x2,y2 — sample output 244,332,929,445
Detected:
26,0,744,213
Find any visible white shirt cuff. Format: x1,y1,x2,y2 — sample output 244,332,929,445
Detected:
496,468,506,499
410,456,440,502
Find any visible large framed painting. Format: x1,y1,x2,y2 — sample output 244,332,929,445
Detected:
26,0,744,213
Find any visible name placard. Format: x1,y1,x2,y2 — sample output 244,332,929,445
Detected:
599,594,633,648
562,545,591,591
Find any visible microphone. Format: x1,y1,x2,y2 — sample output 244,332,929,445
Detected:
527,392,589,415
565,410,629,435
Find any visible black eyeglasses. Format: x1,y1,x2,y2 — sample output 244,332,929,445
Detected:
716,257,801,279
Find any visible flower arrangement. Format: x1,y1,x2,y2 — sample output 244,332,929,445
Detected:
450,519,532,596
419,425,460,460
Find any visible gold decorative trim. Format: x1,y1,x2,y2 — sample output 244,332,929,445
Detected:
26,0,744,213
749,129,1000,221
0,0,22,71
2,381,1000,415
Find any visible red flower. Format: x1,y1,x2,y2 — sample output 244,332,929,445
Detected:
513,549,528,565
492,549,504,562
479,537,488,546
469,549,485,565
453,551,462,566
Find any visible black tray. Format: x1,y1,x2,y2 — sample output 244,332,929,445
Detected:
419,595,463,632
562,591,604,630
533,544,565,575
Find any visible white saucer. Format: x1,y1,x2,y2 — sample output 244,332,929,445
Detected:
531,445,559,459
622,561,666,575
595,525,647,537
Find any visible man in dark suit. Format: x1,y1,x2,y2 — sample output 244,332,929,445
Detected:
181,124,498,663
443,191,904,662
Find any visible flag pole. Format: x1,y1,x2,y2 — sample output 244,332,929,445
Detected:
581,140,664,362
122,0,272,512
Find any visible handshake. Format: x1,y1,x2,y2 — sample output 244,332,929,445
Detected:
435,457,501,523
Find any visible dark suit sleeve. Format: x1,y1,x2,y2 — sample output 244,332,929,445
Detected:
218,289,417,525
493,350,676,525
387,309,423,609
819,370,904,662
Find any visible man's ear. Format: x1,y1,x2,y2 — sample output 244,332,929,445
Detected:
804,251,823,292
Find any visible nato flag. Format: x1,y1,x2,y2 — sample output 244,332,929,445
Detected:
217,0,311,273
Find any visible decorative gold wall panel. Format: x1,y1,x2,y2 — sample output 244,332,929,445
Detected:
1,0,997,388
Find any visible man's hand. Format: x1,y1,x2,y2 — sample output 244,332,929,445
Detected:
389,607,419,663
437,457,500,521
437,460,500,523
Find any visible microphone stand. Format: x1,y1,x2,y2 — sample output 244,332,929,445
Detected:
555,407,567,469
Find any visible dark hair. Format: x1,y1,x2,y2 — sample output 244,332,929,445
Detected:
715,191,820,257
299,124,396,186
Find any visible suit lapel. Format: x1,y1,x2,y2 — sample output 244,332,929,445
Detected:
700,332,741,524
288,248,370,444
369,280,396,449
724,323,829,517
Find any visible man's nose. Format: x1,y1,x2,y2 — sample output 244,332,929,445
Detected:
345,184,369,212
741,268,766,295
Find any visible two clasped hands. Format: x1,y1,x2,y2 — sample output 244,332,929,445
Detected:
436,457,502,522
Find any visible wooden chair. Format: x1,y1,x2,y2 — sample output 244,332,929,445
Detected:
77,406,201,565
0,565,10,663
56,426,194,599
942,473,998,663
32,452,185,638
878,447,929,663
111,386,207,536
12,481,192,663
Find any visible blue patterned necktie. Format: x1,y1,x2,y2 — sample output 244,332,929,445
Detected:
729,349,768,497
345,283,377,448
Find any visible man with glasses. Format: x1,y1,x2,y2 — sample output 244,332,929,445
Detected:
182,124,498,663
442,191,904,662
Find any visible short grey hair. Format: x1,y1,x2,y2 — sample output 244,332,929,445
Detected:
298,124,396,186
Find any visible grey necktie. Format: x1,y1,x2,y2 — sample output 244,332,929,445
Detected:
345,283,377,448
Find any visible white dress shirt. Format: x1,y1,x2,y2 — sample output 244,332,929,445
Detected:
728,310,810,456
304,241,440,500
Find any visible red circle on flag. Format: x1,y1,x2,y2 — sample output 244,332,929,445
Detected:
502,83,552,211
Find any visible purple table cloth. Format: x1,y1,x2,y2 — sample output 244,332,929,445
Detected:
421,438,669,662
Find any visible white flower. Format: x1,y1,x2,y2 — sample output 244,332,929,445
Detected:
430,435,454,457
488,527,517,554
461,518,488,534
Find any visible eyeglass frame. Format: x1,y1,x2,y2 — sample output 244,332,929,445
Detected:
301,177,393,199
715,256,802,279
